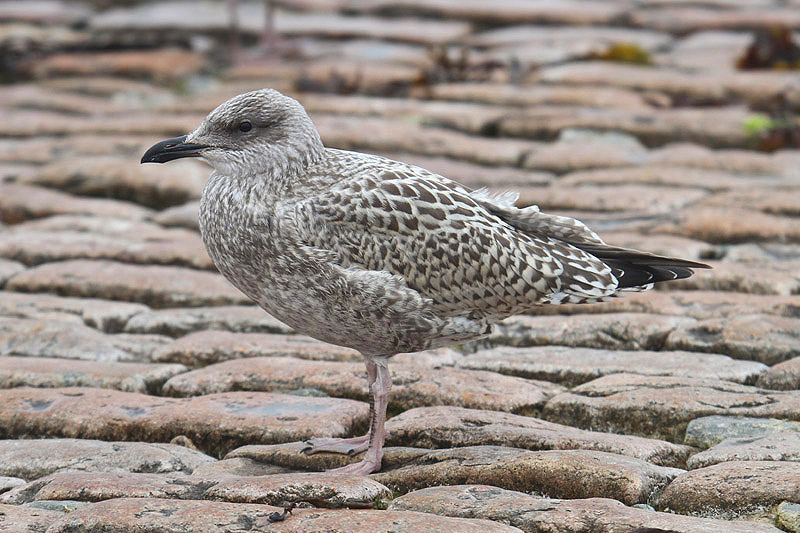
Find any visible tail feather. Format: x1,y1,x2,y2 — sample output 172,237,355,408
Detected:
576,244,711,290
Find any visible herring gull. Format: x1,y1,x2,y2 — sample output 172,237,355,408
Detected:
142,88,709,475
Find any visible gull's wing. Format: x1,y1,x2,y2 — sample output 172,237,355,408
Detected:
289,153,635,318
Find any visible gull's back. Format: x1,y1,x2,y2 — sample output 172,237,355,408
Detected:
279,148,706,348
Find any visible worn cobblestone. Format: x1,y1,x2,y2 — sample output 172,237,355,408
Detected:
1,0,798,529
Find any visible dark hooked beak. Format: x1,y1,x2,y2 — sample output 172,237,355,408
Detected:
140,135,208,164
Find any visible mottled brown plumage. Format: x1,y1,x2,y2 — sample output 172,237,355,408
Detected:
142,88,709,475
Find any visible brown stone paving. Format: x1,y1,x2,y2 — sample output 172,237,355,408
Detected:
665,260,800,295
561,164,796,191
492,313,696,350
0,356,186,394
544,374,800,442
0,388,369,457
568,281,744,317
665,314,800,365
389,485,781,533
2,0,800,529
162,357,562,415
42,497,523,533
21,49,208,83
1,471,391,509
13,215,200,245
0,109,202,138
190,456,292,478
687,432,800,469
314,113,543,167
0,503,62,533
154,331,362,365
659,206,800,244
459,345,767,386
684,415,800,449
6,260,250,307
0,259,24,286
122,305,291,337
540,60,800,107
499,106,754,149
422,82,657,110
0,478,24,495
370,446,683,505
0,228,213,270
0,184,153,224
383,406,693,467
151,199,201,230
659,461,800,515
21,156,208,209
0,438,215,480
519,183,708,213
759,356,800,391
0,317,165,363
226,442,433,473
0,134,157,165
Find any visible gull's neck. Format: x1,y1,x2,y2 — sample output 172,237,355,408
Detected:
215,134,326,200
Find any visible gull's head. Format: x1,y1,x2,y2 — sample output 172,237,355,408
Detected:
141,88,323,177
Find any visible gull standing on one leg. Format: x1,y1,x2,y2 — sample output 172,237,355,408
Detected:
142,88,710,475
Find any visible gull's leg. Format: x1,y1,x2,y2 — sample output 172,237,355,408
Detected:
262,0,277,52
301,359,379,456
328,360,391,475
226,0,241,63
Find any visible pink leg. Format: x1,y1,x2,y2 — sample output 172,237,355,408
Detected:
301,360,386,458
327,361,391,475
226,0,241,63
262,0,277,52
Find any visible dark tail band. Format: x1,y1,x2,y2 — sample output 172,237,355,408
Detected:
577,244,711,289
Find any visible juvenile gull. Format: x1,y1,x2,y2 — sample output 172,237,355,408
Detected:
142,88,709,475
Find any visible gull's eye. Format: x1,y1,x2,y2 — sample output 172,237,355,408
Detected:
238,120,252,133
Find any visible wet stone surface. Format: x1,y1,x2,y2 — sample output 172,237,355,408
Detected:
2,0,800,530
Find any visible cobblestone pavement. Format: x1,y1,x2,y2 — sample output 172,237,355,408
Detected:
1,1,800,532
